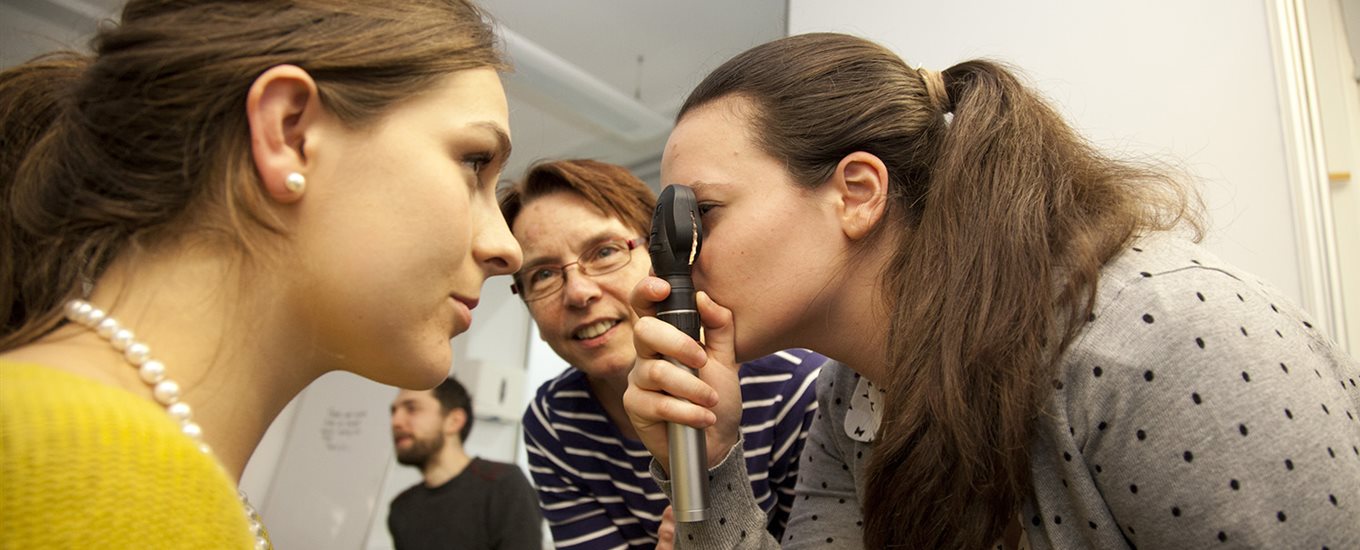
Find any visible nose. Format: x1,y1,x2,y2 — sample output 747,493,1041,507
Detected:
474,194,523,277
560,264,602,308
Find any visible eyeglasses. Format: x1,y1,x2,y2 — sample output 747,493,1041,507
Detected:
511,237,647,302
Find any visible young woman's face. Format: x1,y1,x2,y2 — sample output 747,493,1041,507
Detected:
512,192,652,381
659,97,847,362
294,67,521,389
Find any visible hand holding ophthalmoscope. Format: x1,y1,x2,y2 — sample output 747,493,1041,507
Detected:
622,185,745,522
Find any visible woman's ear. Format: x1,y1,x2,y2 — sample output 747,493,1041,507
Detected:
831,151,890,240
246,64,322,204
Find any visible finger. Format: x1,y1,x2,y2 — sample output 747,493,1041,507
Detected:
628,357,718,408
632,316,707,369
629,276,670,318
657,506,676,546
623,381,715,433
621,383,663,443
696,291,736,362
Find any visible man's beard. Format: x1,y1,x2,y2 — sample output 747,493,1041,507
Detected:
395,431,446,468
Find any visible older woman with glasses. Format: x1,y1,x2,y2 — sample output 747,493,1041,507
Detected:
499,159,828,550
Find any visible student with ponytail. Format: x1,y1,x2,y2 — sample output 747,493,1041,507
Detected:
0,1,521,547
623,32,1359,549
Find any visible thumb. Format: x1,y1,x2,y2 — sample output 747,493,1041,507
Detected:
696,291,735,363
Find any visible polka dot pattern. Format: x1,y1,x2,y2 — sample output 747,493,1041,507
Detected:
665,236,1359,550
670,364,870,549
1024,235,1360,549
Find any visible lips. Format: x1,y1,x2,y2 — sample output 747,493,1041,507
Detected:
452,295,479,311
573,319,620,340
450,294,478,334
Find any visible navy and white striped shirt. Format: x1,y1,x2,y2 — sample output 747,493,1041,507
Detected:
523,348,825,550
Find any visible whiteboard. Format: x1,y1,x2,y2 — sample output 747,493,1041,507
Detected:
259,371,399,549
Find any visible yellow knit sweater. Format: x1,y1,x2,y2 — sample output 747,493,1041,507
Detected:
1,360,261,548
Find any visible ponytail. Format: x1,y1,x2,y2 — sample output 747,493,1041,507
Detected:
862,60,1196,548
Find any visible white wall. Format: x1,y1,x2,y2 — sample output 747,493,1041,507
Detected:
790,0,1308,308
1307,0,1360,353
0,1,102,67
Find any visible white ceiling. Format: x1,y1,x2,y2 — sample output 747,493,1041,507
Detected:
482,0,787,183
1,0,788,185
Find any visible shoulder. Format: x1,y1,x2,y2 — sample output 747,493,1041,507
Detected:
814,360,856,397
740,348,828,377
523,366,592,427
0,361,253,546
737,349,828,396
389,482,426,508
735,350,826,422
1090,234,1299,323
468,457,524,480
812,360,856,419
1057,233,1354,426
1,361,230,472
1076,234,1336,371
529,365,588,403
1039,237,1360,547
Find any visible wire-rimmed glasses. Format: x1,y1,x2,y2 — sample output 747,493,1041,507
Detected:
511,237,647,302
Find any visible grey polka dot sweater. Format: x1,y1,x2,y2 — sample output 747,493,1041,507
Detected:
653,235,1360,548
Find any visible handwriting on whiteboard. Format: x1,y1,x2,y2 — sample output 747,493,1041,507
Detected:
320,407,368,452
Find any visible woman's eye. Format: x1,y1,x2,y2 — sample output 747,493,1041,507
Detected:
528,268,557,284
594,244,621,259
697,202,718,216
462,153,493,175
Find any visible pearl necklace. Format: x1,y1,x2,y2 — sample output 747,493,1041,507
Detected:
64,299,271,549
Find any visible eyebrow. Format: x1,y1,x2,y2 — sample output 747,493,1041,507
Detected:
474,121,513,163
679,180,728,193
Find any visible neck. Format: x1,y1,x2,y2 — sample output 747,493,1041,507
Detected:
800,246,893,385
2,244,325,481
587,370,637,440
421,440,471,487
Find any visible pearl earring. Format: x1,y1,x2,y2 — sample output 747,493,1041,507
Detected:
284,172,307,194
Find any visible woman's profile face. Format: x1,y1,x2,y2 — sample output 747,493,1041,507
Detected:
291,67,522,389
659,96,848,362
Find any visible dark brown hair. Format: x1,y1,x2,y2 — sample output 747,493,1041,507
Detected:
499,158,656,287
680,32,1198,548
0,0,504,350
433,377,474,442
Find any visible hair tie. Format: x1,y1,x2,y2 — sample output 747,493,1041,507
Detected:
915,67,949,113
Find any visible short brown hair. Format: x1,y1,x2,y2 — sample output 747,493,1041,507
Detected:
499,158,656,242
433,377,474,442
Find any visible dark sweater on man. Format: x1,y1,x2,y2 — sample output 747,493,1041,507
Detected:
387,457,542,550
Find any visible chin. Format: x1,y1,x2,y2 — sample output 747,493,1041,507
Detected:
415,358,453,388
578,352,635,379
364,351,450,390
450,321,471,338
